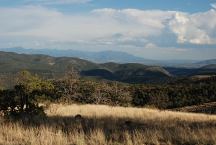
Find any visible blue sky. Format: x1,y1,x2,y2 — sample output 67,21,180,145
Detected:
0,0,215,12
0,0,216,60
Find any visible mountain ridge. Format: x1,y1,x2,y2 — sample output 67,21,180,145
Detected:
0,50,216,84
0,51,172,83
0,47,208,66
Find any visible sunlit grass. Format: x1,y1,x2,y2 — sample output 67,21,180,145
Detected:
0,103,216,145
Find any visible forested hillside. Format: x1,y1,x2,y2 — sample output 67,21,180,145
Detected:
1,70,216,117
0,51,216,85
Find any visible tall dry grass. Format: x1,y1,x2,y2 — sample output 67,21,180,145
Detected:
0,104,216,145
46,104,216,122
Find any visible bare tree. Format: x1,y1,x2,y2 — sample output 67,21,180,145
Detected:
64,66,80,95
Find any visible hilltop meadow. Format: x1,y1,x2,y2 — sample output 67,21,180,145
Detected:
1,0,216,144
1,104,216,145
0,70,216,145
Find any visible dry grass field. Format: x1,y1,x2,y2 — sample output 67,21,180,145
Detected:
0,104,216,145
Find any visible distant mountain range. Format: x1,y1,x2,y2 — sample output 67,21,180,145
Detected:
0,51,216,84
195,60,216,67
0,47,158,64
0,47,206,66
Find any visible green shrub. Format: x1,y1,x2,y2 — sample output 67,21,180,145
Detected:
132,86,151,106
0,71,53,118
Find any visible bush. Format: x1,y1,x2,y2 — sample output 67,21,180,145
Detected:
0,71,53,118
132,86,151,106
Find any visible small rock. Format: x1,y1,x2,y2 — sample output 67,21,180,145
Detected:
74,114,83,121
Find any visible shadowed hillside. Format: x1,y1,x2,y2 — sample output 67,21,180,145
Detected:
0,51,172,83
173,102,216,114
1,51,216,84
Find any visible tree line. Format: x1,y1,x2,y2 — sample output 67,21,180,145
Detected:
0,70,216,117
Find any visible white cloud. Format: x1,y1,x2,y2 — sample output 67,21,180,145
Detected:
0,7,176,44
169,9,216,44
92,8,175,37
0,6,216,53
144,43,158,49
211,3,216,9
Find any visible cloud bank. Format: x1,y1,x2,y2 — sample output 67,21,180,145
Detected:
169,10,216,44
0,6,216,59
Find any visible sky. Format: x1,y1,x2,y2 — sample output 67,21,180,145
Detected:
0,0,216,60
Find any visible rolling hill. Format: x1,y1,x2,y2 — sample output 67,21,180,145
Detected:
201,64,216,69
195,59,216,66
0,47,205,66
0,51,172,83
0,51,99,73
0,51,216,84
165,66,216,77
0,47,158,65
82,63,172,83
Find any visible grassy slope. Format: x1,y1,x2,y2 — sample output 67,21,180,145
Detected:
0,104,216,145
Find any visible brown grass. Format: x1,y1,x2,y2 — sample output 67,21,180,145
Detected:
0,104,216,145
